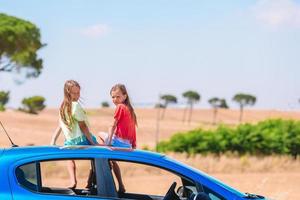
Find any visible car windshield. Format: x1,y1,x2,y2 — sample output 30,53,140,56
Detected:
164,156,247,198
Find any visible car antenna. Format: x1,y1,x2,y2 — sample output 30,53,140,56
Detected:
0,121,18,147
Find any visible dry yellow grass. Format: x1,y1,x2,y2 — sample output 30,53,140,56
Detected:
1,108,300,147
0,108,300,199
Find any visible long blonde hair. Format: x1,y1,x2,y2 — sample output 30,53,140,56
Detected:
110,84,137,126
60,80,80,129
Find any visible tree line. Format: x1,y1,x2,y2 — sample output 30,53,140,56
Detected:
157,91,256,123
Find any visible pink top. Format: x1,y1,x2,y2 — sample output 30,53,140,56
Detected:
114,104,136,148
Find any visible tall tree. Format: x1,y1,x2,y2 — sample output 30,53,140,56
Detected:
160,94,177,119
232,93,256,123
0,13,45,80
208,97,229,125
182,90,200,124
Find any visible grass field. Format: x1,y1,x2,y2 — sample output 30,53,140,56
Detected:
0,108,299,199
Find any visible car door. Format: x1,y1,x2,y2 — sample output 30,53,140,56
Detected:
99,153,241,200
10,156,115,200
99,154,201,200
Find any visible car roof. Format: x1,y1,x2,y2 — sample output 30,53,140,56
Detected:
0,148,3,158
1,145,165,161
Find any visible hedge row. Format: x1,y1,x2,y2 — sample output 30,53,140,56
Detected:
157,119,300,158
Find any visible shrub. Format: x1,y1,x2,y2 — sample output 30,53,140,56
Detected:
101,101,110,108
0,104,5,111
21,96,46,114
0,91,9,111
157,119,300,158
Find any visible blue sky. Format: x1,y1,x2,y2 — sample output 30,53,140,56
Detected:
0,0,300,109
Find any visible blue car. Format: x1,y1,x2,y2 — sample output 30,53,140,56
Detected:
0,146,267,200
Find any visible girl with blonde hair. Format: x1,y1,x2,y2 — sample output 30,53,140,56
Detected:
51,80,97,189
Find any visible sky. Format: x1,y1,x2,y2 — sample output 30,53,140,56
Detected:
0,0,300,110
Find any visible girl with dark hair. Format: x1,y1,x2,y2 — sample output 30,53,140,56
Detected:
99,83,137,193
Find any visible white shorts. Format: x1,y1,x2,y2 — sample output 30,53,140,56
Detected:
98,132,132,148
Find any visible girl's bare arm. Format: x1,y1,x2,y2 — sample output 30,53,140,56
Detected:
78,121,97,145
51,126,61,145
108,120,118,146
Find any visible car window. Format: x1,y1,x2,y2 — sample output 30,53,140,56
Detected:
39,159,97,196
40,160,90,189
110,160,198,199
16,159,101,197
16,162,38,192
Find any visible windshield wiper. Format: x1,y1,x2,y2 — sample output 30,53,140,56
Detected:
244,193,265,199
